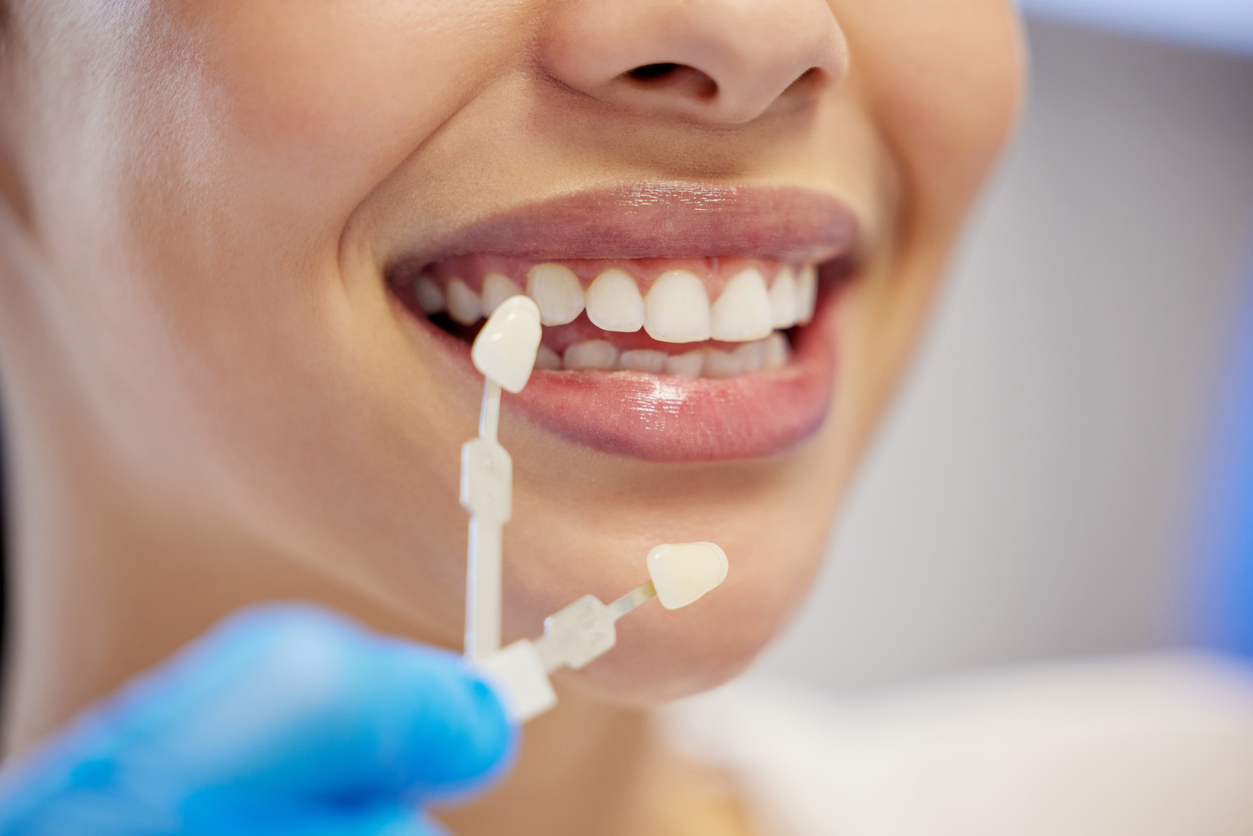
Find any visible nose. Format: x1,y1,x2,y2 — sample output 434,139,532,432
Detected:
539,0,848,126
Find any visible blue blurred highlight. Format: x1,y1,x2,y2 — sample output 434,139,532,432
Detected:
1195,256,1253,658
1020,0,1253,57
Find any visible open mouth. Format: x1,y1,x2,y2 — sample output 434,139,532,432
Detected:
384,183,858,461
394,256,817,378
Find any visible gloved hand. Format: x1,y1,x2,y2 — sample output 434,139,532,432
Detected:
0,605,514,835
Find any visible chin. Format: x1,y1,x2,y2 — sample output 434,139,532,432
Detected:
495,489,834,706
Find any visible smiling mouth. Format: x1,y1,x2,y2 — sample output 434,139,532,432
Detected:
392,255,818,379
384,182,859,461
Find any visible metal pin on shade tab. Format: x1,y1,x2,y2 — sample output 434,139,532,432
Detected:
461,296,729,721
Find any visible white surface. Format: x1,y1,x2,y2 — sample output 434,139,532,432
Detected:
1021,0,1253,56
760,21,1253,692
665,654,1253,836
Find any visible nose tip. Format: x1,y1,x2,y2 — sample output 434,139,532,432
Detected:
540,0,847,126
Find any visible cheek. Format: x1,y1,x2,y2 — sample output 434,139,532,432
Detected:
839,0,1024,221
191,0,538,210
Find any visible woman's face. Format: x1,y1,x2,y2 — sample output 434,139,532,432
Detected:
0,1,1020,702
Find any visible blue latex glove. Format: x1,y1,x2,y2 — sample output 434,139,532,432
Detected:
0,605,515,835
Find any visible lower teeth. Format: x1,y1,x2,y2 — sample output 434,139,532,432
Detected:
536,333,791,378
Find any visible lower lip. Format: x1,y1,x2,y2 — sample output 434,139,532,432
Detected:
413,288,840,463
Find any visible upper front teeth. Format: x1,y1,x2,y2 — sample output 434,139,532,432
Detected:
481,273,523,316
447,278,483,325
644,270,711,343
586,269,645,332
710,267,772,342
419,262,818,341
526,263,584,326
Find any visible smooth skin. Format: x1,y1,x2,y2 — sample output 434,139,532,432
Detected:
0,1,1022,833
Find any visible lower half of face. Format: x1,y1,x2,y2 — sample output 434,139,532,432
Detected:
6,0,1021,704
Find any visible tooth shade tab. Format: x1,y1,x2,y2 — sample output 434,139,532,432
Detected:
710,267,772,342
645,270,711,343
527,263,585,326
586,269,645,332
647,542,729,609
471,296,542,393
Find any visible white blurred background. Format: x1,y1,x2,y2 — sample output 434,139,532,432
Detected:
760,11,1253,692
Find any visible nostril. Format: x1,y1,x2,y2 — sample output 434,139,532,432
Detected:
626,63,682,81
783,66,824,96
622,63,718,101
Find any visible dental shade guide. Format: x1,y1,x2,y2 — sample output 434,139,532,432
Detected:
462,297,729,722
462,296,543,662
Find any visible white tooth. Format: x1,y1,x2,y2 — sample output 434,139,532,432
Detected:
710,268,772,342
586,269,644,332
796,264,818,325
526,263,585,326
481,273,523,316
768,267,799,329
535,344,562,371
414,274,446,314
735,339,766,374
563,340,619,371
446,278,483,325
702,348,746,379
763,333,790,369
664,350,705,378
618,349,668,374
644,270,711,343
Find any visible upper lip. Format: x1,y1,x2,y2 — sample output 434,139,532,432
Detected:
384,180,860,274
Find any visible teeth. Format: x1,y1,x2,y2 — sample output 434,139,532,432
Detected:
735,340,766,374
768,267,798,329
421,262,817,352
645,270,711,343
586,269,645,332
415,274,446,314
535,344,562,371
534,333,789,377
563,340,619,371
710,267,772,342
446,278,483,325
796,264,818,325
703,349,744,378
619,349,669,373
526,263,585,326
664,349,705,378
763,333,790,369
481,273,523,316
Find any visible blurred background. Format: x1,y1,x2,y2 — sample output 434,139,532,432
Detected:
760,5,1253,692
